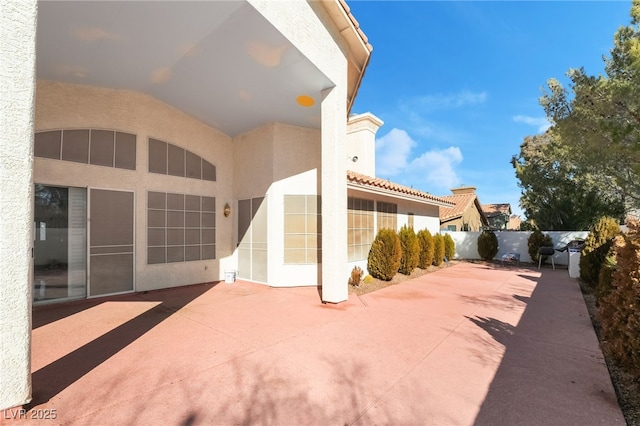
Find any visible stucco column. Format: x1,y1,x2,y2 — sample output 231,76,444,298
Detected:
0,0,37,409
321,86,348,303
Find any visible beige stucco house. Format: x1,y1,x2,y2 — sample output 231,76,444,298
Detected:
439,186,489,232
1,0,453,409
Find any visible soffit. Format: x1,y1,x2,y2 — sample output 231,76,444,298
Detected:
36,1,333,137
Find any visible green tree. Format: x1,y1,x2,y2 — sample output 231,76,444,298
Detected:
512,131,624,230
538,1,640,214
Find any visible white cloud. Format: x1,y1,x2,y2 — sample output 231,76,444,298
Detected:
375,128,463,193
407,147,463,191
512,115,551,133
375,128,416,176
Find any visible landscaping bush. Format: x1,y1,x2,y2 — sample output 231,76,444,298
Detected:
348,266,363,287
433,234,445,266
444,233,456,260
580,216,621,287
527,229,553,264
362,274,374,284
595,238,620,303
417,229,435,269
398,225,420,275
477,230,498,261
367,228,402,281
598,219,640,376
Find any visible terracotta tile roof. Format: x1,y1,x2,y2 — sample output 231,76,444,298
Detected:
338,0,373,53
347,171,454,206
439,193,479,221
482,203,512,216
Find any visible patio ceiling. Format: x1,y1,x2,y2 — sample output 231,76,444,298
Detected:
36,1,334,136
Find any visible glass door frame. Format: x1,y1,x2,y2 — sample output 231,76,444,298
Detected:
33,183,88,305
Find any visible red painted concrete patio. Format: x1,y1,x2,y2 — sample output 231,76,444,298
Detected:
9,262,624,425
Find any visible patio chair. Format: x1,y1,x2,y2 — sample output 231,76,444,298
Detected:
537,246,555,270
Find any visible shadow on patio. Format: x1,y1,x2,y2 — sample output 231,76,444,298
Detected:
469,268,623,425
28,282,218,408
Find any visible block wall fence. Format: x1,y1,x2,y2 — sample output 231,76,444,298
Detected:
442,231,590,266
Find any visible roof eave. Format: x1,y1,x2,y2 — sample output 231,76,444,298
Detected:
347,181,454,208
321,0,372,115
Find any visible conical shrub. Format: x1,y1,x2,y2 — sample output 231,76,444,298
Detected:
528,229,553,264
433,234,445,266
477,230,498,261
417,229,434,269
367,228,402,281
398,225,420,275
580,216,621,287
599,219,640,375
444,233,456,260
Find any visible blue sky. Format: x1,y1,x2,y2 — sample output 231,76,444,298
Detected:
348,1,632,217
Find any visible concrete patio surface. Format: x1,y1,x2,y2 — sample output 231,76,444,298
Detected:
4,262,624,425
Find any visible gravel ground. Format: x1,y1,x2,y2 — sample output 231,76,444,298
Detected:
350,261,640,424
348,261,458,296
579,280,640,426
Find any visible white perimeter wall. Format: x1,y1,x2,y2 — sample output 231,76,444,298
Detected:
443,231,590,265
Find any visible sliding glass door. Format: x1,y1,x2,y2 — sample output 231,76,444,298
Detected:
33,184,87,303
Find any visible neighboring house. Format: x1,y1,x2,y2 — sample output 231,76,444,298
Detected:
1,1,451,409
508,214,522,231
482,204,514,230
439,187,489,231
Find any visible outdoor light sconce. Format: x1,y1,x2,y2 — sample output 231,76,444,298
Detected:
224,203,231,217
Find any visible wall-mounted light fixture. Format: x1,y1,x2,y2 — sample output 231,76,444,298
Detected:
224,203,231,217
347,155,358,162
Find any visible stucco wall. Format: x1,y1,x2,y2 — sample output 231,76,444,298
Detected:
0,0,37,409
271,123,322,287
345,113,381,177
249,0,349,302
443,230,589,265
233,124,275,201
232,122,323,287
34,81,234,291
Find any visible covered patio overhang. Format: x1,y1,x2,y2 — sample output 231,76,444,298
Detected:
1,0,371,410
36,1,333,136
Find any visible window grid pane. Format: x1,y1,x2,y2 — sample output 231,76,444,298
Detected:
147,191,215,264
284,195,321,264
377,201,398,232
348,197,375,261
148,138,215,182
